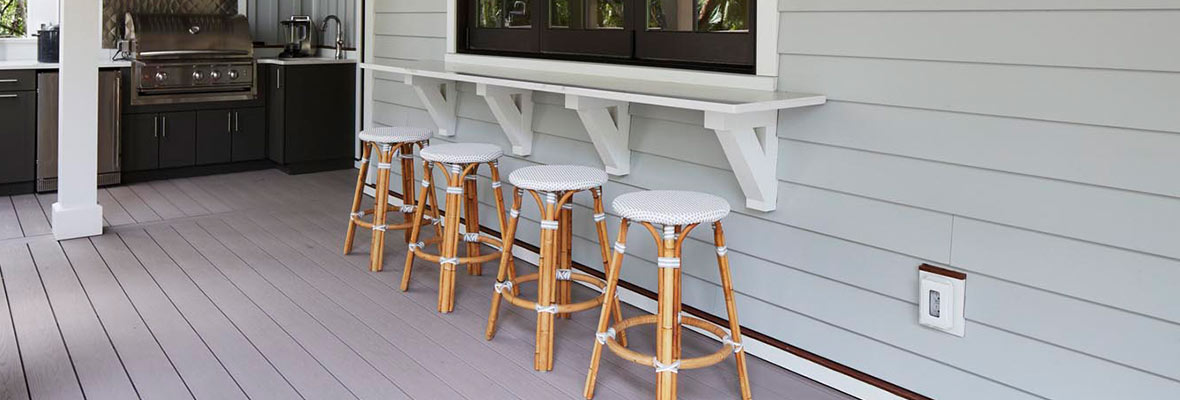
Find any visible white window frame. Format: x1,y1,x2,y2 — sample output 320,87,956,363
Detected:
443,0,779,91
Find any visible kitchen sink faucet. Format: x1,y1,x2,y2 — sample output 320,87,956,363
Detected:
321,15,345,59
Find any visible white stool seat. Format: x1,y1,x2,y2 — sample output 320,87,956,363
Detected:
358,126,433,143
420,143,504,164
509,165,608,192
612,190,730,225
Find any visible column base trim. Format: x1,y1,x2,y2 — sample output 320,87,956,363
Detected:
52,202,103,240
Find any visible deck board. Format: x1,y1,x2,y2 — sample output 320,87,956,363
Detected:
0,170,855,400
26,240,138,400
0,243,84,400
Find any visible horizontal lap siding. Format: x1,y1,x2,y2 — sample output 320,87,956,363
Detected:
367,1,1180,398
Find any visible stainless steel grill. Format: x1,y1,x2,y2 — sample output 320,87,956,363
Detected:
124,12,257,105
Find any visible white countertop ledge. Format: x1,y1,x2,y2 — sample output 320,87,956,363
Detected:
257,57,358,66
362,59,824,114
0,60,61,70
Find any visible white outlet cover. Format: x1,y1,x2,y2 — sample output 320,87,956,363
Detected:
918,269,966,337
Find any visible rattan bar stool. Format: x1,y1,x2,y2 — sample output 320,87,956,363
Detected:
402,142,509,313
344,127,433,273
584,190,752,400
484,165,629,371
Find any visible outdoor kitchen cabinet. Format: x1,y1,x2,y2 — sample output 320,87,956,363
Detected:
121,111,197,171
0,70,36,192
265,63,355,173
195,107,267,165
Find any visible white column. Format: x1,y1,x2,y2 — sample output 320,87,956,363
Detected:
52,0,103,240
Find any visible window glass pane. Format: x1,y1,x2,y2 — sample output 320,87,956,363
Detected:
550,0,624,29
479,0,532,28
647,0,747,32
0,0,27,37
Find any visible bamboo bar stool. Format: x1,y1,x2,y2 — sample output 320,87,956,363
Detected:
485,165,629,371
402,142,509,313
344,127,433,273
584,190,752,400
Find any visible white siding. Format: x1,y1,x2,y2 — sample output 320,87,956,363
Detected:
365,1,1180,398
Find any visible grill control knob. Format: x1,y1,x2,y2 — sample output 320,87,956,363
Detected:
192,71,204,81
155,72,168,82
210,70,222,80
227,70,239,80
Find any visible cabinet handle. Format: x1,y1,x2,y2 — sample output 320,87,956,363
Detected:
154,116,159,138
0,79,17,83
228,112,233,133
234,112,240,132
0,94,17,98
276,69,281,89
162,115,168,138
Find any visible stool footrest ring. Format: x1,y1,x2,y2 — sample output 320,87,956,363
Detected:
413,235,505,265
499,272,608,315
602,315,740,371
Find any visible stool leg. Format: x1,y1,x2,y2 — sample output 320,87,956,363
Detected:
656,225,680,400
591,188,626,347
400,144,417,243
536,192,560,371
464,167,482,276
584,220,630,399
489,162,517,296
486,188,523,340
344,142,373,255
557,203,573,319
401,161,434,291
714,222,752,400
438,165,466,313
369,146,394,272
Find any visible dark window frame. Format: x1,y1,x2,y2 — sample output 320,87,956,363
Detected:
458,0,756,74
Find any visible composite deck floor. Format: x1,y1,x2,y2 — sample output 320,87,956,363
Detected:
0,169,853,400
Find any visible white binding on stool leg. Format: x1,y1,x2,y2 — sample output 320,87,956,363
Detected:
540,219,560,230
716,246,728,256
446,186,464,195
535,304,558,314
657,257,680,269
494,280,514,293
595,328,617,344
613,242,626,254
722,335,744,353
555,269,572,281
593,213,606,222
653,358,681,374
464,232,481,242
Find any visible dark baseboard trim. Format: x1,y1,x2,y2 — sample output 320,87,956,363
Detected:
373,186,931,400
0,181,35,196
122,161,275,184
276,158,355,175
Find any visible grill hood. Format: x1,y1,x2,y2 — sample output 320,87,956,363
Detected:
124,13,253,59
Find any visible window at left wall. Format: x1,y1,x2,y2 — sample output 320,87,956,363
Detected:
0,0,26,37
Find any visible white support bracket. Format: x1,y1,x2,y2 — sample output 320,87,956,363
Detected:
704,110,780,212
404,75,458,136
564,95,631,175
476,83,535,155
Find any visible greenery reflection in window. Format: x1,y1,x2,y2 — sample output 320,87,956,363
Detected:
551,0,624,29
0,0,26,37
479,0,532,28
648,0,746,32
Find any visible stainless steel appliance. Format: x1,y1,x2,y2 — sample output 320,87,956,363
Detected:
36,71,123,192
123,13,257,105
279,15,317,58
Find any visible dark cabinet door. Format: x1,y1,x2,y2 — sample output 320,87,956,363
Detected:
158,111,196,169
195,110,233,165
283,64,355,164
231,107,267,162
265,65,285,164
121,113,160,172
0,91,36,184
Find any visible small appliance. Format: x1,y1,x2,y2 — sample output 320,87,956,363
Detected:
279,15,317,58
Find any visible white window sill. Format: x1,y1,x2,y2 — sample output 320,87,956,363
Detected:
444,53,778,92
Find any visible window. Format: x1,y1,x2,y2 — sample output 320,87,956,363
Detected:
0,0,26,37
459,0,755,73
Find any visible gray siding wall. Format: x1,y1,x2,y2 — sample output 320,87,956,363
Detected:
367,0,1180,398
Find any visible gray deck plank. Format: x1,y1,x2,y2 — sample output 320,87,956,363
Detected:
238,211,577,400
0,196,23,239
170,220,407,400
97,189,136,227
63,237,193,400
148,181,211,217
146,224,356,400
165,179,233,214
128,183,187,220
197,218,463,399
0,242,84,400
0,242,30,400
107,186,162,223
26,240,138,400
119,229,301,400
34,194,55,224
11,195,50,236
221,215,526,400
91,234,247,400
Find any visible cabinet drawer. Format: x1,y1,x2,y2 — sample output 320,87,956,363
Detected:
0,70,36,91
